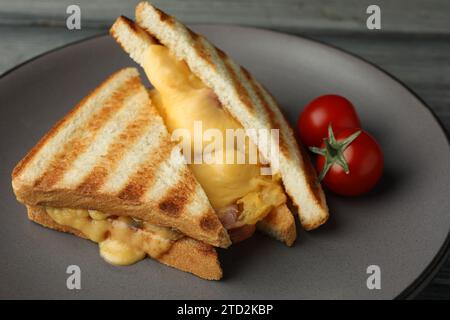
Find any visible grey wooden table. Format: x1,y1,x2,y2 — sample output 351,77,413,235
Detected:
1,0,449,299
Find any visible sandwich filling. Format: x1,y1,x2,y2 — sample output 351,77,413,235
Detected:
46,207,182,265
142,44,286,230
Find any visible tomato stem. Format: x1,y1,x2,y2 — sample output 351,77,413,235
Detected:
309,125,361,181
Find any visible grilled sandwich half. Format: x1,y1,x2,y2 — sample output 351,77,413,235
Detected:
110,2,328,236
11,68,228,279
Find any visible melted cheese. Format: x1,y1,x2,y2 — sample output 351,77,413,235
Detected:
143,45,286,224
46,207,182,266
99,239,146,266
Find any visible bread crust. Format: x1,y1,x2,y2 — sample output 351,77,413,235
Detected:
27,205,222,280
257,204,297,246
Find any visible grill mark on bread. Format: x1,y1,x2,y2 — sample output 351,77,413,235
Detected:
76,103,155,194
75,167,108,194
158,168,195,217
241,69,290,157
188,31,214,67
242,72,274,128
120,15,137,31
215,48,254,113
117,138,175,202
33,76,141,189
187,28,197,40
153,7,174,25
12,120,64,180
200,211,221,232
262,86,300,160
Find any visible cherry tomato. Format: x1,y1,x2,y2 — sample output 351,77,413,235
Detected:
312,127,383,196
298,94,361,147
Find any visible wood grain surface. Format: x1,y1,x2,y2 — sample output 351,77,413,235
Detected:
1,0,450,34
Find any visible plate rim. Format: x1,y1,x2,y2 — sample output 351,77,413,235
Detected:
1,25,449,299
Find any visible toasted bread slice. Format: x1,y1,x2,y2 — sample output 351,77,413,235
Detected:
257,204,296,246
12,68,230,248
111,4,329,230
27,205,222,280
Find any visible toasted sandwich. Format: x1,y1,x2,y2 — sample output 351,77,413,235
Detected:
12,2,329,281
12,68,225,279
110,2,328,237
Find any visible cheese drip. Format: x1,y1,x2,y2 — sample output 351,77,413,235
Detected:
46,207,182,265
